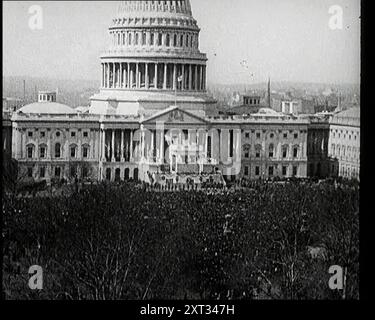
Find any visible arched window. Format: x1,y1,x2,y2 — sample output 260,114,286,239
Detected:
186,34,189,47
166,34,170,46
150,33,154,45
128,32,132,45
331,144,335,156
55,143,61,158
180,34,183,47
268,144,274,158
174,34,177,46
135,32,139,45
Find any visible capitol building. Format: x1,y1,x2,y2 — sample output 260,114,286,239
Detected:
9,0,360,185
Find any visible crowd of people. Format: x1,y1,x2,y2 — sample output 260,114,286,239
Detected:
3,177,359,300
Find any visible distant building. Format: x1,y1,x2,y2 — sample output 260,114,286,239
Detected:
227,95,263,115
328,108,360,180
271,96,315,115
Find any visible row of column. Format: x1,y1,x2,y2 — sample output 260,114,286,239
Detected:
99,128,241,165
101,62,206,91
110,30,199,49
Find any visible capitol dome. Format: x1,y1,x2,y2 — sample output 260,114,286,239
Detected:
90,0,216,117
117,1,193,18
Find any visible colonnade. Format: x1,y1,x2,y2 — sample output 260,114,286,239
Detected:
99,128,241,165
110,30,199,50
101,62,206,91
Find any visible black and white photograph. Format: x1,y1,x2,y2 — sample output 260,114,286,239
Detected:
2,0,362,304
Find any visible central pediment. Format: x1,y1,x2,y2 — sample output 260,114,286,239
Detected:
142,106,210,125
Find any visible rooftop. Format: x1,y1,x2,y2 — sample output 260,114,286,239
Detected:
18,102,76,115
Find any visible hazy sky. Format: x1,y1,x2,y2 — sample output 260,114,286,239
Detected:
3,0,360,84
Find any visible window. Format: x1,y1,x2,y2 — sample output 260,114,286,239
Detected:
166,34,170,46
244,166,249,176
243,144,250,159
83,146,89,158
40,131,45,138
256,132,261,139
268,144,274,158
270,133,274,139
135,32,139,45
294,133,298,139
186,34,189,47
282,166,287,176
255,166,260,176
292,166,298,176
27,167,33,178
245,132,250,139
27,145,34,159
28,131,33,137
255,145,261,158
180,34,183,47
142,32,147,45
70,146,77,158
83,131,88,138
56,131,61,138
283,133,288,139
150,33,154,45
55,167,61,178
173,34,177,46
268,166,274,176
40,167,45,178
293,147,298,158
55,143,61,158
39,146,46,159
71,131,76,137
